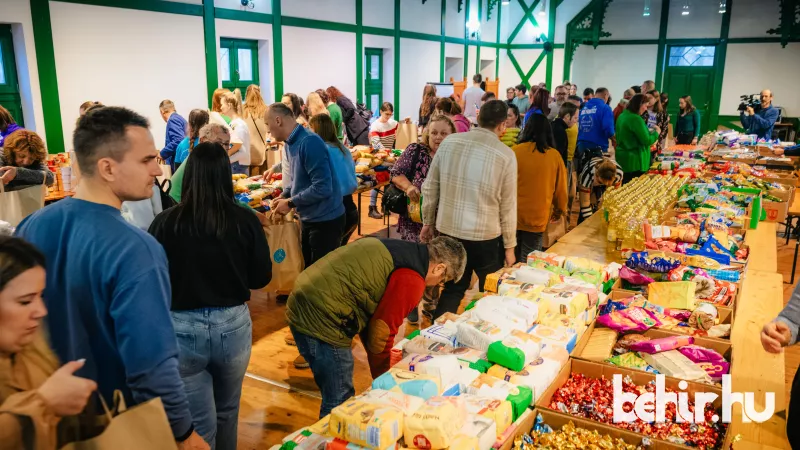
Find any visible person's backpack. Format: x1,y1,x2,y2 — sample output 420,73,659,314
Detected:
575,146,605,177
356,102,374,123
157,179,177,209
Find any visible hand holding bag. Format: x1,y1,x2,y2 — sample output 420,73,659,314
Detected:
543,215,567,248
263,211,304,296
383,148,422,216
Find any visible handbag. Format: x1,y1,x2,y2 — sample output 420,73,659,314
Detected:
248,115,268,167
262,211,304,296
0,176,46,226
382,147,422,216
543,215,567,248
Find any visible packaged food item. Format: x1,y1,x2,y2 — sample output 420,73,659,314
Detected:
486,357,561,404
538,289,590,318
527,324,579,353
539,343,569,366
606,352,659,374
640,350,712,382
402,336,456,357
597,307,660,333
329,399,404,449
629,335,694,354
527,251,565,268
538,313,588,339
467,306,529,333
474,296,539,326
487,330,542,371
324,438,399,450
371,368,441,399
395,354,462,388
281,430,331,449
648,281,698,309
563,256,605,274
450,415,496,450
358,390,425,416
419,323,459,347
514,266,559,286
307,415,331,436
404,397,466,449
707,323,732,338
550,283,600,308
677,344,726,363
578,328,618,361
698,361,731,382
461,395,513,437
688,302,719,330
483,268,517,293
612,333,649,354
466,374,533,421
456,319,512,352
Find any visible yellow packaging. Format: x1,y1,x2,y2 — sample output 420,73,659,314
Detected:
462,396,513,437
648,281,697,310
538,313,587,339
483,268,516,293
451,415,496,450
404,397,466,449
330,399,404,449
308,415,330,436
538,289,589,318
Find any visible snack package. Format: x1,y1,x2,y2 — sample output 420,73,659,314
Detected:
451,415,496,450
688,303,719,331
404,397,467,449
538,289,590,318
579,328,618,361
677,344,726,363
527,251,566,268
597,307,661,333
527,324,579,353
461,395,513,437
329,399,404,449
629,335,694,354
487,330,542,371
486,357,561,404
395,354,462,388
648,281,698,309
697,361,731,382
606,352,659,374
564,256,605,274
371,368,441,399
456,319,513,352
466,374,533,421
419,323,459,347
613,334,649,354
640,350,712,382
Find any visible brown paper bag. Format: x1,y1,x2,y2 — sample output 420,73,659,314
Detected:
263,211,304,296
542,216,567,248
62,392,176,450
394,122,418,150
0,176,46,226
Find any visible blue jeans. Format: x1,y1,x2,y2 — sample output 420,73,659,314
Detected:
172,304,252,450
230,162,248,175
290,327,355,418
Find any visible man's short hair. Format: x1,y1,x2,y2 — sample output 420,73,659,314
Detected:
624,88,635,98
428,236,467,283
268,102,294,118
199,123,230,144
568,95,582,103
631,85,642,94
555,85,566,92
558,102,579,119
73,106,149,176
478,100,509,129
583,88,595,96
515,84,527,94
473,74,483,84
158,100,175,113
596,87,609,96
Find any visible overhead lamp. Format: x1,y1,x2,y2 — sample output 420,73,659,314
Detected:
501,0,510,5
643,0,651,16
682,1,691,15
538,0,547,17
718,0,727,13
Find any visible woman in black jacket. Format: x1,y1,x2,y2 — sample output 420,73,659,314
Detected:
326,86,369,145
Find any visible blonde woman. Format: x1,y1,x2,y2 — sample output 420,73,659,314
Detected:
220,90,250,175
244,85,273,175
209,88,232,126
306,92,330,118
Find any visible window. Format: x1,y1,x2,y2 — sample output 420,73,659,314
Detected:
668,46,715,67
364,48,383,118
0,26,22,127
0,44,5,84
220,38,259,93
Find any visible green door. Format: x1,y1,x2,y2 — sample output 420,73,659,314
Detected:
364,48,383,118
0,25,23,127
220,38,259,94
662,46,717,134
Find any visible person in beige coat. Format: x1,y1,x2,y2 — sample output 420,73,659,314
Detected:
0,236,96,450
243,85,275,175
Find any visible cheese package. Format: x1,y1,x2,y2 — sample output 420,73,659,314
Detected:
371,368,441,399
640,350,712,382
329,399,404,449
419,323,459,347
473,296,539,326
358,390,425,416
538,288,590,318
526,251,566,268
450,415,497,450
461,396,513,437
466,374,533,421
395,354,462,388
487,330,542,371
527,324,578,353
486,357,560,405
403,397,466,449
456,319,512,352
402,336,456,357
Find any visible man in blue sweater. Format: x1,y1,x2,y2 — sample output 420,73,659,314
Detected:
17,107,208,450
158,99,187,171
740,89,779,140
575,87,616,175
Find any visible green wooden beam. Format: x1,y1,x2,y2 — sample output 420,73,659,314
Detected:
464,0,471,79
214,8,272,23
271,0,283,102
401,30,442,42
282,16,358,33
509,43,565,49
440,0,446,82
30,0,64,154
475,0,482,75
202,0,218,108
507,0,541,44
56,0,202,15
507,48,545,87
545,0,556,90
709,0,732,132
598,39,659,45
356,0,363,102
654,0,670,91
495,0,501,80
363,26,394,37
394,0,400,120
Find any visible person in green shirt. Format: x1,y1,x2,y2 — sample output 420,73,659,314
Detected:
675,95,701,145
615,94,659,185
170,123,231,203
317,89,344,141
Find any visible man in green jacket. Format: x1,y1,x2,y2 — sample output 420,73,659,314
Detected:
287,236,466,418
615,94,659,185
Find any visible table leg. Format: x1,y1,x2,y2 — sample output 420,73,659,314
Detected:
357,191,362,236
793,237,799,285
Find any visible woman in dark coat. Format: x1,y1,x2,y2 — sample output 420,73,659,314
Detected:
326,86,369,145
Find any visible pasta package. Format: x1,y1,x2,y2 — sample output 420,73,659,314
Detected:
466,374,533,421
395,355,462,389
527,324,579,353
461,396,513,438
538,289,590,319
403,397,467,449
329,399,404,449
371,368,441,399
487,330,542,371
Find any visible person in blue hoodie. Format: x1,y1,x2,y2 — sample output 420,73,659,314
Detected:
740,90,779,140
575,87,616,175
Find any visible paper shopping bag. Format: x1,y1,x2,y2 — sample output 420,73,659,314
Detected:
542,216,567,248
263,212,304,296
0,178,46,226
62,392,177,450
394,122,418,150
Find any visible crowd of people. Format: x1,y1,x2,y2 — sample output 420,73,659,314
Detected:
0,72,787,450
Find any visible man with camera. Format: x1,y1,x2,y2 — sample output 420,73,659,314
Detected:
740,89,779,140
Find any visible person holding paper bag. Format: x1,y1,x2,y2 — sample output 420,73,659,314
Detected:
0,130,54,191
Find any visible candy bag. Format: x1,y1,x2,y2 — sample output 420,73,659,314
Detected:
620,266,655,286
620,307,662,328
613,334,649,354
629,335,694,354
677,345,726,363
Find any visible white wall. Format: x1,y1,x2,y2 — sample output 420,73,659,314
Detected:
215,19,274,103
603,0,661,40
363,0,393,29
281,0,355,24
507,0,549,45
720,43,800,116
400,0,440,35
215,0,271,14
445,43,465,83
1,0,45,141
282,27,356,100
398,38,439,121
666,0,723,39
445,0,466,38
729,0,779,38
572,44,658,101
49,2,207,149
554,0,591,43
363,33,395,106
551,48,565,88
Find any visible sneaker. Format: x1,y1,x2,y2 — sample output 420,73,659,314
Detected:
368,206,382,220
294,354,309,369
285,335,296,346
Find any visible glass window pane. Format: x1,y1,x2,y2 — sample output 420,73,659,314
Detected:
0,44,5,84
369,54,380,80
238,48,253,81
370,94,379,116
220,48,231,82
668,46,715,67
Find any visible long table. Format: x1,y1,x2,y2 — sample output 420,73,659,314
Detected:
551,213,789,449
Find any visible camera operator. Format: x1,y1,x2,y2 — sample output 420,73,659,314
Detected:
740,89,779,140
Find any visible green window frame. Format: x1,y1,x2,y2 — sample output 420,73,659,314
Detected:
0,25,23,127
364,47,383,118
220,38,259,93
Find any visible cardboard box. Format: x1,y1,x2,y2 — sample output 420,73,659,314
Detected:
535,358,729,450
531,408,656,448
762,199,789,222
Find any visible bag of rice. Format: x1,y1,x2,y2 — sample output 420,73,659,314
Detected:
456,319,512,352
404,397,466,449
486,356,560,405
487,330,542,371
468,306,529,333
461,395,513,437
466,374,533,421
329,399,404,449
450,415,497,450
514,266,559,286
371,368,441,399
395,354,462,388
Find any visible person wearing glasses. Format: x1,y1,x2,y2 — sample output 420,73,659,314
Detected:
547,85,569,121
169,123,233,204
286,236,466,418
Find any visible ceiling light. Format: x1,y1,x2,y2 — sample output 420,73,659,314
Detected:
538,0,546,16
682,1,691,15
643,0,651,16
501,0,510,5
718,0,727,13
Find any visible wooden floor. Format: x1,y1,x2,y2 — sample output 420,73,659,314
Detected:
236,202,800,449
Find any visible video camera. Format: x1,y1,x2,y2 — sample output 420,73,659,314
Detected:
738,94,761,113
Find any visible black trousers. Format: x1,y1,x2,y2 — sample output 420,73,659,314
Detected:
622,170,645,186
676,131,694,145
516,231,543,264
301,214,345,268
341,195,359,247
433,236,504,320
789,369,800,448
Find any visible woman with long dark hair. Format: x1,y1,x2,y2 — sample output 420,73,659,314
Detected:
512,114,567,260
675,95,700,145
523,88,551,125
419,84,438,128
644,89,669,154
435,97,471,133
327,86,369,145
148,142,271,450
282,93,308,127
175,109,210,169
616,94,659,184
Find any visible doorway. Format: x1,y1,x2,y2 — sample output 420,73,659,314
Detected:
220,38,260,94
445,57,464,83
662,45,716,134
0,25,23,126
364,47,383,118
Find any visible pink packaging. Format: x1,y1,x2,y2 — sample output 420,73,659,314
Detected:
620,266,655,285
677,344,725,363
629,335,694,354
698,361,731,381
597,307,660,333
621,307,663,328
